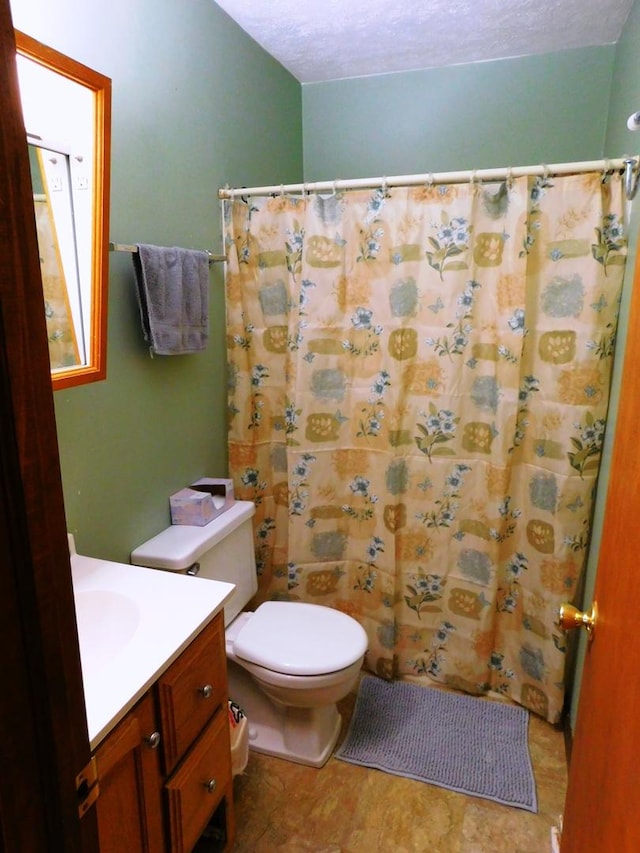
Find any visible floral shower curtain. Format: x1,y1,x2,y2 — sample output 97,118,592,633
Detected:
223,171,626,724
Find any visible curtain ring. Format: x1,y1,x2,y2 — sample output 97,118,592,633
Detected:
280,184,285,197
624,157,639,200
541,164,550,181
382,176,388,194
332,180,337,196
470,169,479,192
601,158,613,184
506,167,514,190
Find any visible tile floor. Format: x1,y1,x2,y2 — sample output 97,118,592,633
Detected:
229,679,567,853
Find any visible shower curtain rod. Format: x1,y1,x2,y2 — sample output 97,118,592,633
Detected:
219,156,640,201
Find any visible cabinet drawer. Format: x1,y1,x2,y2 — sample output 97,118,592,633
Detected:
165,708,232,853
157,612,227,775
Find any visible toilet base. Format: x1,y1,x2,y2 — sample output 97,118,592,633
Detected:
227,658,343,768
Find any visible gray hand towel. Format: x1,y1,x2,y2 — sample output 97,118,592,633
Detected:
133,243,209,355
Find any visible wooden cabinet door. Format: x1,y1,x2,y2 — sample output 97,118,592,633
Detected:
95,692,165,853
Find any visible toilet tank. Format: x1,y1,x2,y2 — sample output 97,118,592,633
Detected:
130,500,258,625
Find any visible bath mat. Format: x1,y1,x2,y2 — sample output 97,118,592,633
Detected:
336,677,537,812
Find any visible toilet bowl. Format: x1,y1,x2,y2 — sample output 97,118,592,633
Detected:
225,603,367,766
131,501,368,767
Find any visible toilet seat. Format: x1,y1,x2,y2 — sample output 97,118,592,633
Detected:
232,601,368,676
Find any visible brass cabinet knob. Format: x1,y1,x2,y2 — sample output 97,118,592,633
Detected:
199,684,213,699
145,731,161,749
204,778,217,794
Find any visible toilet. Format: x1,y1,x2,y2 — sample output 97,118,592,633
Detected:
131,500,368,768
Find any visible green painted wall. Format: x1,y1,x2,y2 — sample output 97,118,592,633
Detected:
605,0,640,159
10,0,303,562
302,47,615,180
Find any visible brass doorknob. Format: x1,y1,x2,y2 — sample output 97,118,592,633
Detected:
558,601,597,638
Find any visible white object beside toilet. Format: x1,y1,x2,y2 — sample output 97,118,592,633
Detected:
131,501,368,767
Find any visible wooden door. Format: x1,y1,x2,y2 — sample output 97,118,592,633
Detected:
560,250,640,850
0,2,98,849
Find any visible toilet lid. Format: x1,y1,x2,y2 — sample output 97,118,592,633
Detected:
232,601,368,676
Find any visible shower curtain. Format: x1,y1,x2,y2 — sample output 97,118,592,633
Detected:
223,171,626,723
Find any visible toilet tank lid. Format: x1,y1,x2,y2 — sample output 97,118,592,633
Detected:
130,500,255,571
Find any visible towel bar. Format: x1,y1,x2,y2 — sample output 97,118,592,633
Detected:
109,242,225,263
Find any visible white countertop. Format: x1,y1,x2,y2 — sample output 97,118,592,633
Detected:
71,548,234,749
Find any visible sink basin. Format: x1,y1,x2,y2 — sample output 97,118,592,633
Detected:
74,589,140,674
69,548,234,748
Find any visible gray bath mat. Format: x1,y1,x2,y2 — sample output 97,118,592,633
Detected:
336,676,537,812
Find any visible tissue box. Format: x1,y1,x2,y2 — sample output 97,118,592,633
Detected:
190,477,235,520
169,488,216,527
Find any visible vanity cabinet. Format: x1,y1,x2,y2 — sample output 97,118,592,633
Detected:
95,611,234,852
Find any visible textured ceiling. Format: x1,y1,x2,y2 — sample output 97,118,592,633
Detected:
213,0,634,83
